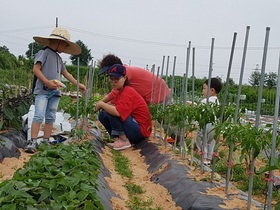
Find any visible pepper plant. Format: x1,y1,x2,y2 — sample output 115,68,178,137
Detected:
59,95,102,140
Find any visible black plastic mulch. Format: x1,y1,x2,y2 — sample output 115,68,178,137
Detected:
134,139,264,210
0,128,265,210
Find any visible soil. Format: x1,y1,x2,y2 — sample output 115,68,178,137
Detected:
0,135,278,209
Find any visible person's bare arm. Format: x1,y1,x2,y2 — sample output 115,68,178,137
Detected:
95,101,120,116
62,70,86,92
102,94,112,103
33,63,57,89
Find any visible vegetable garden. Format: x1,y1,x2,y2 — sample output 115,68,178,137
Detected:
0,26,280,209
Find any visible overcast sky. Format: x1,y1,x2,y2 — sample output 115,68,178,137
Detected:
1,0,280,84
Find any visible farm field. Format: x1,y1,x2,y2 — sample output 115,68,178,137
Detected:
0,124,278,209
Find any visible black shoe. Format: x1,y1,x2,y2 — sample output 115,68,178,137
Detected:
40,138,50,145
24,139,38,153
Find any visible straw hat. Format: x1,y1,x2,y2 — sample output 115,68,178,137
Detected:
33,27,81,55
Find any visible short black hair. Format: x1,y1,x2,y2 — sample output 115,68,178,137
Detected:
204,78,222,93
100,54,123,68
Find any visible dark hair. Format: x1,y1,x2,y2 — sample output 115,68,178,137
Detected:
204,78,222,93
123,77,131,87
100,54,123,68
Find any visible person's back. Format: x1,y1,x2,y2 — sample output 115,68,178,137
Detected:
99,54,171,105
125,66,170,104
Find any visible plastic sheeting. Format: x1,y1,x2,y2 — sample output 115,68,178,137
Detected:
0,126,265,209
134,140,264,210
1,129,27,148
22,105,72,140
0,129,24,162
90,139,118,210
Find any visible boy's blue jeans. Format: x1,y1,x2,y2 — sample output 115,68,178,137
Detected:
32,94,60,124
98,110,145,144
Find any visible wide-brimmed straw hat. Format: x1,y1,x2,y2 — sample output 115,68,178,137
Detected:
33,27,81,55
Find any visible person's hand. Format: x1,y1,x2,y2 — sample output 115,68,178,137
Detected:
79,84,87,93
53,80,66,88
95,101,104,112
46,80,58,90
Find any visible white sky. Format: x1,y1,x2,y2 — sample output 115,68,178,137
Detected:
1,0,280,84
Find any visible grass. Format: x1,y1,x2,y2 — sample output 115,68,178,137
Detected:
125,183,145,195
127,197,162,210
124,183,163,209
111,149,163,210
111,150,133,178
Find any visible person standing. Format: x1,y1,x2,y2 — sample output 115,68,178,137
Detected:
196,78,222,165
24,27,86,153
96,64,152,150
99,54,171,105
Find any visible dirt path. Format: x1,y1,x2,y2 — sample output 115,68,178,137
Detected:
99,135,264,209
0,148,32,181
100,142,181,209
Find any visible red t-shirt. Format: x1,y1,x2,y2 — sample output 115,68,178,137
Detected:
114,86,152,137
108,66,170,104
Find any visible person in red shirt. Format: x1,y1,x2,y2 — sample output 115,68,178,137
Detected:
99,54,171,105
95,64,152,150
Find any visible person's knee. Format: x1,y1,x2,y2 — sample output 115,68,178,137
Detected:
45,119,55,124
98,110,108,121
45,113,56,124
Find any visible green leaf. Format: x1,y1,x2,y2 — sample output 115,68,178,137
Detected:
79,182,96,191
0,203,17,210
38,188,51,202
3,107,15,120
66,177,80,187
78,190,89,201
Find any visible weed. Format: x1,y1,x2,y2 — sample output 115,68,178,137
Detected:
127,196,162,210
125,183,144,195
112,150,133,178
111,149,162,209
